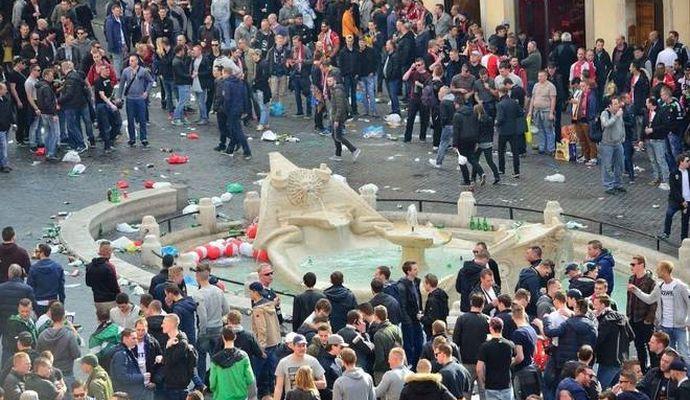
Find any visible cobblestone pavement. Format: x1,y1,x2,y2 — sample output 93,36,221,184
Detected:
0,8,682,382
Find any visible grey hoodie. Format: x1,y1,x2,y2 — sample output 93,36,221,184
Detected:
600,109,625,145
36,326,81,375
333,367,376,400
632,278,690,328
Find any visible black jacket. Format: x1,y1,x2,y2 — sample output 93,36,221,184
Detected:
140,334,164,385
637,367,677,400
631,73,650,115
595,308,630,367
0,278,35,325
421,288,449,331
233,328,263,359
19,44,52,69
157,48,175,81
193,55,214,90
172,55,192,85
0,96,16,132
2,370,26,400
400,373,455,400
337,325,374,372
569,276,596,298
370,292,402,325
34,80,58,115
471,283,501,316
323,285,358,332
455,260,484,312
515,267,543,316
439,96,456,126
452,311,489,364
453,103,479,148
146,315,167,348
642,105,669,140
397,277,422,325
338,46,360,76
495,95,522,137
58,70,89,110
162,332,196,390
383,51,402,81
292,289,326,331
359,47,378,76
669,169,689,208
420,335,460,372
85,257,120,303
396,31,416,69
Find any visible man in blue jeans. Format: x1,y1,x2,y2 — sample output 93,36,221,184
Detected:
171,45,192,126
0,83,14,173
34,69,61,162
119,54,154,147
396,261,425,368
58,61,92,152
599,97,626,195
223,68,252,159
383,40,402,116
527,71,557,155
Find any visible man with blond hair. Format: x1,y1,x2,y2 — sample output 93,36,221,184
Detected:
628,260,690,360
375,347,411,400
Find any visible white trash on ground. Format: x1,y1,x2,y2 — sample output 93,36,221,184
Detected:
61,151,81,163
565,221,588,230
152,182,172,189
116,223,139,233
69,164,86,175
332,174,347,184
220,193,233,202
111,236,135,250
182,204,199,214
261,130,277,141
544,173,566,183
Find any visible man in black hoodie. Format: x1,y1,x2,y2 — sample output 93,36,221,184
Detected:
397,261,424,369
515,259,553,316
161,313,197,400
338,34,360,116
370,279,401,325
637,349,679,400
59,60,94,150
85,241,121,316
421,273,448,338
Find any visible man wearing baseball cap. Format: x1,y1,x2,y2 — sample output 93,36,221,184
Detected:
249,281,281,398
317,334,349,400
79,353,114,400
274,333,326,400
669,358,690,397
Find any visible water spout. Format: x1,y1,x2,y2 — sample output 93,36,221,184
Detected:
406,204,418,233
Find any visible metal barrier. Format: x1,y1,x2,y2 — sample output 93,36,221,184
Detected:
157,211,200,234
377,198,679,254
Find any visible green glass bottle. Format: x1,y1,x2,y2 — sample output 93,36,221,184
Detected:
110,188,121,203
482,217,489,231
469,217,476,230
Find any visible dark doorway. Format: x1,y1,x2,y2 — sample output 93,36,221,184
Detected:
445,0,481,24
629,0,664,46
517,0,585,55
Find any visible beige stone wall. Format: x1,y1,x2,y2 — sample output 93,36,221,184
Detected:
664,0,690,44
585,0,627,48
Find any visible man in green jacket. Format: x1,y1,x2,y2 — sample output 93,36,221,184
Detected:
210,326,256,400
372,305,404,384
80,354,114,400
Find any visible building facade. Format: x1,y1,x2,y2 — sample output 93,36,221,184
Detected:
423,0,690,52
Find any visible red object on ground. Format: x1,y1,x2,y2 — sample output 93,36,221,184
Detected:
205,244,221,260
187,133,199,140
166,154,189,164
35,147,46,156
143,180,155,189
224,244,235,257
246,223,258,239
133,240,143,246
117,180,129,189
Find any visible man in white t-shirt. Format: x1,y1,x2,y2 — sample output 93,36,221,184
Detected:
544,291,570,347
629,260,690,361
656,37,678,70
274,334,327,400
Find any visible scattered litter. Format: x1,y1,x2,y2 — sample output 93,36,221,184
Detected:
384,113,401,127
133,166,139,171
358,118,370,123
362,125,385,138
117,278,130,286
160,246,179,256
116,180,129,189
332,174,347,184
166,154,189,164
116,223,139,233
359,183,379,193
261,130,277,141
146,163,154,168
384,185,390,189
161,147,174,152
152,182,171,189
414,158,420,162
31,161,41,166
67,259,84,267
61,150,81,163
220,193,233,202
252,180,263,185
111,236,135,250
35,147,46,156
415,189,437,194
633,166,645,172
211,196,222,206
652,204,660,209
387,156,395,160
616,215,623,218
144,180,155,189
160,174,168,179
544,173,566,183
391,187,400,191
386,134,399,141
182,204,199,214
68,164,86,176
187,133,199,140
565,221,588,230
69,269,80,277
132,285,145,295
597,197,605,200
226,183,244,193
58,211,69,217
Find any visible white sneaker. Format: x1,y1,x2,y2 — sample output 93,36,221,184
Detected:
329,156,342,162
428,158,440,168
352,148,361,162
659,183,670,191
255,124,264,131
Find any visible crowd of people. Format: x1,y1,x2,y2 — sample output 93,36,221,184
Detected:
2,221,690,400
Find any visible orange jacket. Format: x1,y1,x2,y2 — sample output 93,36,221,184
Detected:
342,10,359,38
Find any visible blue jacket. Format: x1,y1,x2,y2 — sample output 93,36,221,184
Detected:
27,259,65,303
556,377,589,400
544,315,598,369
171,296,198,344
110,344,146,399
589,249,615,293
222,76,249,117
515,267,542,316
104,14,129,54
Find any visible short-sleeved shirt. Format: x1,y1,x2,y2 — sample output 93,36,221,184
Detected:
275,354,326,393
6,70,28,103
452,74,475,92
25,76,38,100
511,325,537,371
531,81,557,110
94,76,114,105
477,337,515,390
473,78,496,103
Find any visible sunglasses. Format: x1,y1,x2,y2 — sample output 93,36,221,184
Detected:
263,272,274,276
73,394,86,398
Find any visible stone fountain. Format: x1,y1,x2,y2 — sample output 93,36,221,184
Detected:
374,205,452,270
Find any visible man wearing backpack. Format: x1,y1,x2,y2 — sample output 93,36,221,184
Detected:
599,96,626,195
403,58,431,143
34,68,61,162
161,313,198,400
